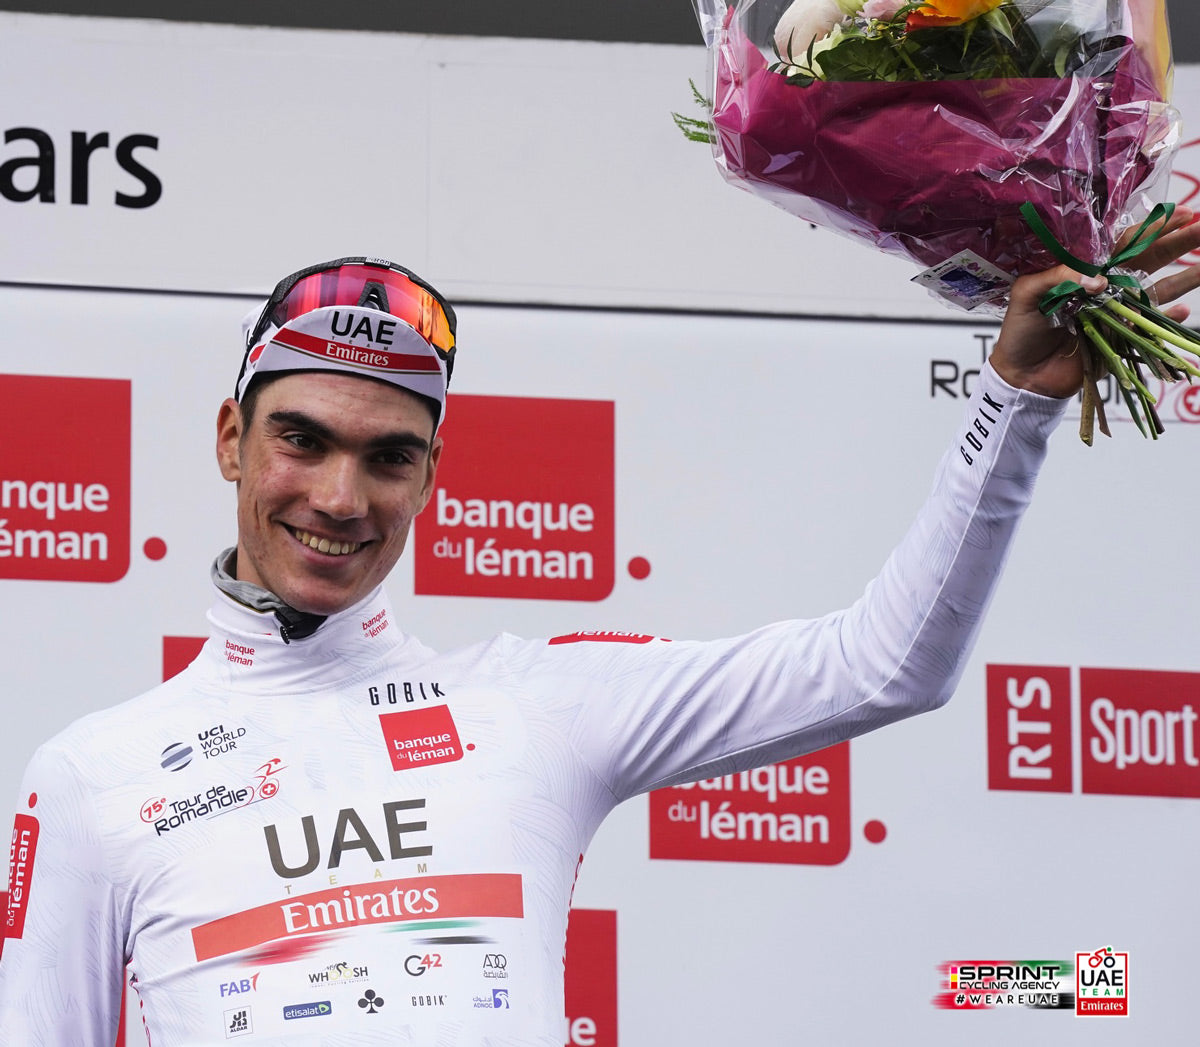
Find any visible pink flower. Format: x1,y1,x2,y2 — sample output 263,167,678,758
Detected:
773,0,857,60
860,0,906,19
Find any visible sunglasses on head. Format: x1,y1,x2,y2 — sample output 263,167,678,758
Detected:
242,256,457,382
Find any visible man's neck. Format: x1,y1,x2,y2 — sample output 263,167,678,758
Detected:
210,548,327,643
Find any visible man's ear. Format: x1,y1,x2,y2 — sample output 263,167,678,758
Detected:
416,436,444,514
215,398,244,483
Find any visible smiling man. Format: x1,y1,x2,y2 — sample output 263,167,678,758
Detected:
3,235,1200,1047
216,371,442,620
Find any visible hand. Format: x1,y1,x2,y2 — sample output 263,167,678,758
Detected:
989,206,1200,398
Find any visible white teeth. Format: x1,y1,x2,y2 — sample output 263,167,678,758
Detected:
293,529,360,555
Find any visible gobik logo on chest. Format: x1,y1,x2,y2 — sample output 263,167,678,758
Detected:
988,665,1200,798
414,395,614,601
648,744,851,864
0,374,130,582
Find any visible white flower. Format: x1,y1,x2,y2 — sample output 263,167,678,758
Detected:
773,0,861,61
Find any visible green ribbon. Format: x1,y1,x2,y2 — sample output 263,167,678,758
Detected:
1018,200,1174,315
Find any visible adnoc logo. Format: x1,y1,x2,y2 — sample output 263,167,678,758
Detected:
415,395,614,601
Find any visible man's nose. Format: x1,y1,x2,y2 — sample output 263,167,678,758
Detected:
309,456,367,520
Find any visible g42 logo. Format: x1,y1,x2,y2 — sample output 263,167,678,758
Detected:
404,954,442,977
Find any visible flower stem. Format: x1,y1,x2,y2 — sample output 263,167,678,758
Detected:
1105,297,1200,365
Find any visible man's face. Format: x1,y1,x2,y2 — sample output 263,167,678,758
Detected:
216,372,442,616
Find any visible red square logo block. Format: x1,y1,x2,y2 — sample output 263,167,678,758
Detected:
379,706,465,772
415,395,614,601
163,636,207,682
648,745,851,865
0,374,130,582
565,909,617,1047
986,665,1073,793
1079,668,1200,798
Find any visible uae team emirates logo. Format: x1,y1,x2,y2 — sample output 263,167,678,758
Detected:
0,374,130,582
414,395,614,601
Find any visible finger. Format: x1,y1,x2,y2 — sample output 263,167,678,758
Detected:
1126,209,1200,274
1150,262,1200,305
1113,207,1192,252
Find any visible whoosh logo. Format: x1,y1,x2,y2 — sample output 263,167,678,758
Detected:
648,745,851,865
988,664,1200,798
0,374,130,582
414,395,614,601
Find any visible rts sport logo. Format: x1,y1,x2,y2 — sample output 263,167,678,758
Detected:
0,374,130,582
414,395,614,601
988,665,1200,798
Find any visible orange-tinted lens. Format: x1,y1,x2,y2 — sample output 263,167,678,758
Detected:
269,264,455,355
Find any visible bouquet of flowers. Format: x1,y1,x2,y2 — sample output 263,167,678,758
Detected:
683,0,1199,441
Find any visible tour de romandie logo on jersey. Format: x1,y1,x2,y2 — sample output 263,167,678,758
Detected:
413,394,615,602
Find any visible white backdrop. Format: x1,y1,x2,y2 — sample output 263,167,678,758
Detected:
2,10,1199,1046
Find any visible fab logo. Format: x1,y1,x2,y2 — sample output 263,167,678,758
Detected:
0,375,130,582
415,395,614,601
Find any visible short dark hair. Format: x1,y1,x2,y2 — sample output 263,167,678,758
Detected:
238,372,441,436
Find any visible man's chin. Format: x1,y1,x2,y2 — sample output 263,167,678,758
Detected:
274,580,366,619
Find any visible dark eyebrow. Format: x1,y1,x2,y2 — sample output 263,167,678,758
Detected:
265,409,431,455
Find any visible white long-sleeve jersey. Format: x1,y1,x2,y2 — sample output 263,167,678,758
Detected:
1,366,1065,1046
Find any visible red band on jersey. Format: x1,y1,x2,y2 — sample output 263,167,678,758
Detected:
191,872,523,962
549,631,659,646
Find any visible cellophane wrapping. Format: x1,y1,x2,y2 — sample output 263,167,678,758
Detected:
693,0,1180,309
